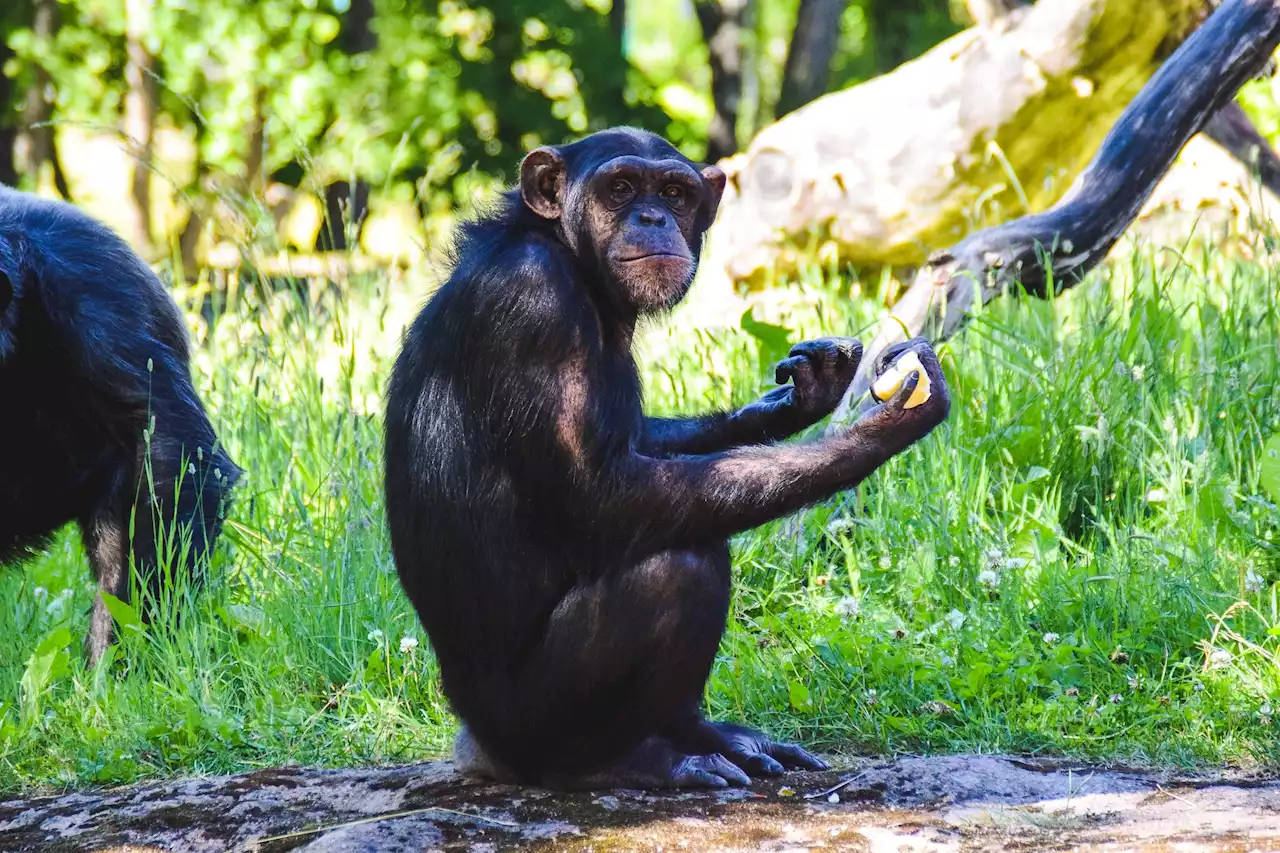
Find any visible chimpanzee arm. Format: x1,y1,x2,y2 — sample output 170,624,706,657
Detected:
536,339,949,556
642,337,862,456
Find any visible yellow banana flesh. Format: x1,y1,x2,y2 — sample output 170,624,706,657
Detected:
870,350,931,409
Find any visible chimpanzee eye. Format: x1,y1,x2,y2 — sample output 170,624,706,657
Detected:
661,184,686,207
609,179,633,200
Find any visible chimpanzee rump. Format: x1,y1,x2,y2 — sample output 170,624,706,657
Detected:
384,127,950,789
0,186,240,662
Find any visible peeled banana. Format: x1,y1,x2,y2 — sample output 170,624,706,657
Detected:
870,350,931,410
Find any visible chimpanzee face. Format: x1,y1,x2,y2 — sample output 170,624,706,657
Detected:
520,129,726,314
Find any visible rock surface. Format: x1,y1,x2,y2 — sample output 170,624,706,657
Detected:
3,754,1279,852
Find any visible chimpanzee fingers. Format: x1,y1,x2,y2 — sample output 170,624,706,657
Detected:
886,370,921,410
774,355,804,386
766,741,830,771
790,337,862,379
774,355,816,393
874,336,930,377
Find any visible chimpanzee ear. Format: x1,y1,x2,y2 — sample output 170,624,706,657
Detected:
701,165,727,220
521,148,565,220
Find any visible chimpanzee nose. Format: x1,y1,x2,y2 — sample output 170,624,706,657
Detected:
636,208,667,227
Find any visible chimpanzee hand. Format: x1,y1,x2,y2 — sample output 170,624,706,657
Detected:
860,336,950,447
741,337,862,434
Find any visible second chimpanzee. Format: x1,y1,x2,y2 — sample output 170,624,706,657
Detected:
384,128,950,789
0,186,240,663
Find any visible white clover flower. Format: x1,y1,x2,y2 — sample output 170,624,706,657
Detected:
1042,632,1061,645
1109,693,1123,705
834,597,860,619
1260,703,1273,719
938,652,956,668
1131,364,1146,382
948,555,961,568
1209,649,1233,669
367,629,384,643
985,548,1003,566
1003,557,1027,571
878,555,892,570
1146,487,1167,503
944,609,966,631
1162,415,1176,433
32,586,47,601
827,516,855,535
978,569,1000,590
399,636,419,654
1245,569,1264,594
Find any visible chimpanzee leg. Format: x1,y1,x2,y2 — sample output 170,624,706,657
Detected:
453,545,822,789
80,431,238,664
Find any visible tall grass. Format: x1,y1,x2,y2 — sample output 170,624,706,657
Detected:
1,243,1279,792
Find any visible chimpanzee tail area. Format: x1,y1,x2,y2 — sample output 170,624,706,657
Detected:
385,127,951,790
0,186,241,663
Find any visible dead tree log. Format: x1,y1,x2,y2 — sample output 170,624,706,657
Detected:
698,0,1203,295
831,0,1280,424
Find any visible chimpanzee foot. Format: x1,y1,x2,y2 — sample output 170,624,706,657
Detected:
543,737,752,790
702,721,830,776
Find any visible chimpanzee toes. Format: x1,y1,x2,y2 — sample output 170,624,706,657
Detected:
671,753,751,788
769,742,830,771
728,749,785,776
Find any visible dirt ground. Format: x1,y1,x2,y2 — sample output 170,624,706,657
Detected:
2,754,1279,852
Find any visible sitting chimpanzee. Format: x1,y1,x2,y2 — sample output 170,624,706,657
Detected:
0,186,240,663
384,127,950,789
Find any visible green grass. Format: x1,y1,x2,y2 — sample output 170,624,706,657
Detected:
3,244,1280,793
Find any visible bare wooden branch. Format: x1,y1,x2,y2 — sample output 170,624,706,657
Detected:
1203,99,1280,198
831,0,1280,424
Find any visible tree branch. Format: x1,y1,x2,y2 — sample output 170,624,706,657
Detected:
1203,98,1280,198
831,0,1280,425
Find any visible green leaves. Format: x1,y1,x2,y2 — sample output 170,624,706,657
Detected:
1258,434,1280,504
20,627,72,724
740,308,794,371
100,592,145,638
788,679,813,713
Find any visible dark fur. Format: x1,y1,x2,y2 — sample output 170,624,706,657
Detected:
0,186,241,662
384,128,950,789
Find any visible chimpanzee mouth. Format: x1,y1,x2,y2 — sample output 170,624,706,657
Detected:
618,253,691,263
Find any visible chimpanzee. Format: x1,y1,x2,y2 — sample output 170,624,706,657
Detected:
0,186,241,663
384,127,950,789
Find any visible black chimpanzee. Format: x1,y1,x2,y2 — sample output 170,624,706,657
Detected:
384,127,950,789
0,186,241,663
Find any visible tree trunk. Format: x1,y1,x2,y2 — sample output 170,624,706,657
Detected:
123,0,156,255
868,0,959,74
15,0,63,197
0,31,17,187
610,0,627,45
830,0,1280,424
776,0,848,118
695,0,749,162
